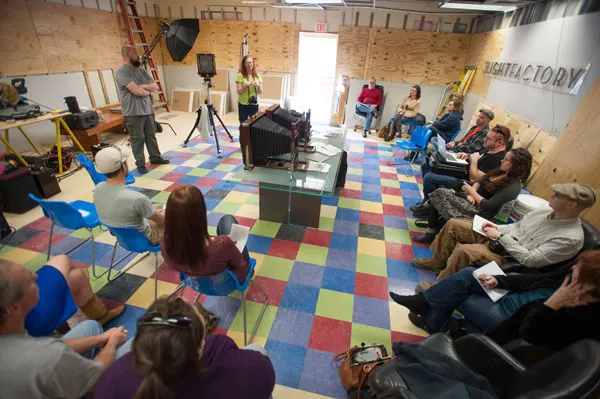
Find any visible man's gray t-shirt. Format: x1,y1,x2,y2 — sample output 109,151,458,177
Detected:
0,334,103,399
94,182,155,238
115,64,153,117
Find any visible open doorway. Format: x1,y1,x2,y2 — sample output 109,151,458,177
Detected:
296,32,338,124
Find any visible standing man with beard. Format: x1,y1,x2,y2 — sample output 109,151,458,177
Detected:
115,46,169,174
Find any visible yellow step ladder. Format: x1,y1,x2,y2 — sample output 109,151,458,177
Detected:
436,66,476,119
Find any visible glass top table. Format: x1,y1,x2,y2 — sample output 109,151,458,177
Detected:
226,126,346,197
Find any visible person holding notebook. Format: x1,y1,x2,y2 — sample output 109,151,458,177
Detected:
411,183,595,291
412,124,509,217
160,185,251,284
413,148,532,244
389,250,600,339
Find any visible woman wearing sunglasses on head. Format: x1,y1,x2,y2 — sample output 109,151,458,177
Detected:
413,147,533,244
94,296,276,399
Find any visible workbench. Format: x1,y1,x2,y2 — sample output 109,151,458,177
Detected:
0,112,85,174
65,112,126,149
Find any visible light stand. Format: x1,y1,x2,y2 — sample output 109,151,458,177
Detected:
182,76,234,158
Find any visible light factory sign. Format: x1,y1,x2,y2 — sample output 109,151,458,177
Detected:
484,60,590,95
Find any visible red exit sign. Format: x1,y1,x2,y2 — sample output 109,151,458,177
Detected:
315,23,327,32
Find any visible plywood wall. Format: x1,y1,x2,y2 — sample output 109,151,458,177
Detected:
0,0,47,77
527,76,600,228
0,0,164,77
160,20,300,74
336,26,472,86
28,1,123,73
336,26,371,80
465,29,506,98
466,102,558,175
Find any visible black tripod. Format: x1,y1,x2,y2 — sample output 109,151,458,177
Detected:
182,77,234,158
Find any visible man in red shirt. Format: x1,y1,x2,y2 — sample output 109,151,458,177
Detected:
356,77,382,137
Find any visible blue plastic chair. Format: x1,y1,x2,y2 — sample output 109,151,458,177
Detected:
28,194,103,275
77,153,135,185
174,258,268,345
387,126,432,171
104,225,161,300
450,128,462,142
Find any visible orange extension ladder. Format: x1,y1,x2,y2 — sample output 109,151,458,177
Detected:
117,0,170,112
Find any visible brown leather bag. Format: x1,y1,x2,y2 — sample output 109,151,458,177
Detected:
334,346,391,397
377,122,390,138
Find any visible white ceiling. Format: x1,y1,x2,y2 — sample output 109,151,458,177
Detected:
156,0,535,15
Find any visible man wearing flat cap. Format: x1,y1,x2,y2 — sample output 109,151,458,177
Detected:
406,183,596,290
93,146,165,245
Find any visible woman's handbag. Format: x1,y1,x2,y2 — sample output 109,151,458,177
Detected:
335,345,391,398
377,122,390,138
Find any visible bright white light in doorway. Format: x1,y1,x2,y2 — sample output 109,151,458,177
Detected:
440,2,517,12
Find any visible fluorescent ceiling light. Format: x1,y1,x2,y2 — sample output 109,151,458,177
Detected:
242,1,269,3
283,0,343,4
270,4,324,8
440,2,517,12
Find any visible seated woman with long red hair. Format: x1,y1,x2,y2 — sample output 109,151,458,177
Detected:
160,185,250,284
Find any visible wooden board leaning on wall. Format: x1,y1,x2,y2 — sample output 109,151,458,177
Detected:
335,26,471,87
465,29,506,98
159,20,300,74
466,102,557,176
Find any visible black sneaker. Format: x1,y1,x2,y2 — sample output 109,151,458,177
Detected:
150,158,170,165
408,312,431,333
137,166,149,174
413,233,436,244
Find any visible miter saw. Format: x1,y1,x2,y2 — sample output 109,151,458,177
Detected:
0,78,42,121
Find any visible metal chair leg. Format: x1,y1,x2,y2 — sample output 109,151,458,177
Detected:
153,253,158,301
193,292,201,303
246,279,269,345
242,294,248,346
103,243,149,282
387,146,402,166
92,240,114,279
46,223,54,261
170,281,186,297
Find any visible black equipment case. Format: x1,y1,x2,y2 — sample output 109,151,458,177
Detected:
427,152,469,179
0,168,41,213
31,168,61,199
64,110,99,130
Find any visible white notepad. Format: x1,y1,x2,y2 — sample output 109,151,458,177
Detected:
472,215,495,236
472,261,509,302
229,224,250,253
307,162,331,173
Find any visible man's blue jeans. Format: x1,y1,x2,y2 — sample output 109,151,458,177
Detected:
423,267,554,333
423,267,506,332
356,103,376,130
422,171,459,200
63,320,132,359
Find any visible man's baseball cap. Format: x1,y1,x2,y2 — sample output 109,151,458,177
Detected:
551,183,597,208
479,108,495,121
95,146,131,174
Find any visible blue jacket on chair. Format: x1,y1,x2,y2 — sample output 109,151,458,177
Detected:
431,112,462,142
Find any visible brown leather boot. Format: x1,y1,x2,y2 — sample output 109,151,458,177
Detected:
80,295,126,326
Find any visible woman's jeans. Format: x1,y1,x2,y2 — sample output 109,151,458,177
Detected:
238,103,259,124
216,214,250,263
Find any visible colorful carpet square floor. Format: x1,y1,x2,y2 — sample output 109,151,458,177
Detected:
2,127,438,398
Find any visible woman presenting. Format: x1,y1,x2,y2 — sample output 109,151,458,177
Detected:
236,55,263,123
